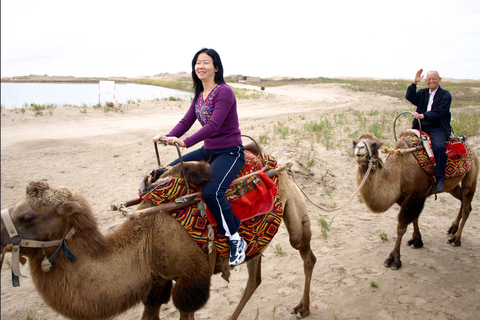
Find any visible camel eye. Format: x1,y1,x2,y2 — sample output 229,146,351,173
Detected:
18,212,38,226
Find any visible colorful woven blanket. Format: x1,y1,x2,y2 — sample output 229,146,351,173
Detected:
205,150,278,226
140,151,283,260
403,132,473,178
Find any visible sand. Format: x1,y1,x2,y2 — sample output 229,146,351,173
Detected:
1,82,480,320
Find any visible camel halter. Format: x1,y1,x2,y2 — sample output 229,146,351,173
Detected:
1,208,77,287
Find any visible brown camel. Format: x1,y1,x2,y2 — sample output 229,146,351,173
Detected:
1,149,316,319
352,131,479,270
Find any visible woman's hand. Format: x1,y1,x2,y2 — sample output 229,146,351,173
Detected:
153,134,185,147
166,137,186,148
153,134,166,144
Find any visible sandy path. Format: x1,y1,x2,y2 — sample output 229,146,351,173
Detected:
1,83,480,320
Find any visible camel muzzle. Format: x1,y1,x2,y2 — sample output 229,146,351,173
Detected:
1,208,77,287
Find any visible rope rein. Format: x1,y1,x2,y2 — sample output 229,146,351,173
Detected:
289,157,376,213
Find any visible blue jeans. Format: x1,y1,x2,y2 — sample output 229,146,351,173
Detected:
169,145,245,236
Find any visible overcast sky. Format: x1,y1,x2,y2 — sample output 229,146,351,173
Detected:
2,0,479,80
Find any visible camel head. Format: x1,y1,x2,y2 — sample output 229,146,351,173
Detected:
1,180,86,255
352,133,384,166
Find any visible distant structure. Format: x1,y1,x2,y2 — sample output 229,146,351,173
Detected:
239,76,261,83
99,80,115,106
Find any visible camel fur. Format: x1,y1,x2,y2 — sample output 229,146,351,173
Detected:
353,131,479,270
1,180,211,320
1,145,317,320
138,143,317,319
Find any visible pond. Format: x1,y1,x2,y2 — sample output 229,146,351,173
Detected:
1,82,193,109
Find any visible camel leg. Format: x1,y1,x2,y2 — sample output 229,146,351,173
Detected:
447,185,464,236
385,223,407,270
281,190,316,318
407,218,423,248
228,255,263,320
179,312,195,320
141,278,173,320
447,184,475,246
385,193,426,270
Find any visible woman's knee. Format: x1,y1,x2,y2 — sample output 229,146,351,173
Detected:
202,187,222,203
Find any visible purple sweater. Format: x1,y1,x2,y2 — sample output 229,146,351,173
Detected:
167,84,242,150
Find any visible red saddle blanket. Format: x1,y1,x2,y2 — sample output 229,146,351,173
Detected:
403,132,473,178
139,151,283,260
205,150,278,226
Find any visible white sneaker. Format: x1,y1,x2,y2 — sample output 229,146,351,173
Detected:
229,238,247,266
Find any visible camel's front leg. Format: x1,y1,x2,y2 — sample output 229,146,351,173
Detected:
291,243,316,318
407,218,423,248
141,278,172,320
228,256,262,320
386,193,425,269
179,311,195,320
385,223,407,270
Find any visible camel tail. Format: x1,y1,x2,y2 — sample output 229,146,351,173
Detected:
171,276,210,312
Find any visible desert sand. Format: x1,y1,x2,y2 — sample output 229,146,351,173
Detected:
1,82,479,320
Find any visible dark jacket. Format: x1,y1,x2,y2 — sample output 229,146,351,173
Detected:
405,83,452,140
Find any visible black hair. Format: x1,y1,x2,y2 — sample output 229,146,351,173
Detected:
191,48,226,101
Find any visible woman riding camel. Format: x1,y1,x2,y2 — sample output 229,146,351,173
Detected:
153,48,247,267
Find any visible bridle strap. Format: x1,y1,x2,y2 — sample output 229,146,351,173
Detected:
1,208,77,286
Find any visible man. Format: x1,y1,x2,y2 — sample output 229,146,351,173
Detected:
405,69,452,192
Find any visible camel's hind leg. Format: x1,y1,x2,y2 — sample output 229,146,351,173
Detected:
447,179,476,246
280,172,317,318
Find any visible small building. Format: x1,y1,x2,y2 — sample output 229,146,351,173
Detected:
239,76,261,83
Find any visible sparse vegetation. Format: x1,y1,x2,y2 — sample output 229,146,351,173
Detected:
26,309,37,320
271,243,286,256
317,216,334,239
380,232,388,241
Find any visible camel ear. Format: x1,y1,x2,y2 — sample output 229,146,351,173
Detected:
352,139,359,148
373,141,384,151
57,201,82,216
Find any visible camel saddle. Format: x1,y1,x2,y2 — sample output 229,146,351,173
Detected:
403,129,474,178
139,151,283,261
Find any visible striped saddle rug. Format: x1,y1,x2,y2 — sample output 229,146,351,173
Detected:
403,130,473,178
140,150,283,260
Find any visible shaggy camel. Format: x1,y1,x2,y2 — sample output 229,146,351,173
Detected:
1,150,317,319
353,131,479,270
1,180,211,320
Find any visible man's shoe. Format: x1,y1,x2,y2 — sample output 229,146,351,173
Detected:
435,177,444,193
229,238,247,267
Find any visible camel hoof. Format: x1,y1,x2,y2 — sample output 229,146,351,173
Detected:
291,304,310,318
384,257,394,268
448,238,461,246
447,226,458,235
407,238,423,248
384,256,401,269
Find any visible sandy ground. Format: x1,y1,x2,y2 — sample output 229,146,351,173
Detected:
1,82,480,320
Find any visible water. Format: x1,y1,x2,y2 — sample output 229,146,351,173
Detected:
0,82,193,109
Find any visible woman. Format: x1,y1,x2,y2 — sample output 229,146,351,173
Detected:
153,48,246,267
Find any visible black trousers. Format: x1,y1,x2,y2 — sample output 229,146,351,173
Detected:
423,125,447,179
